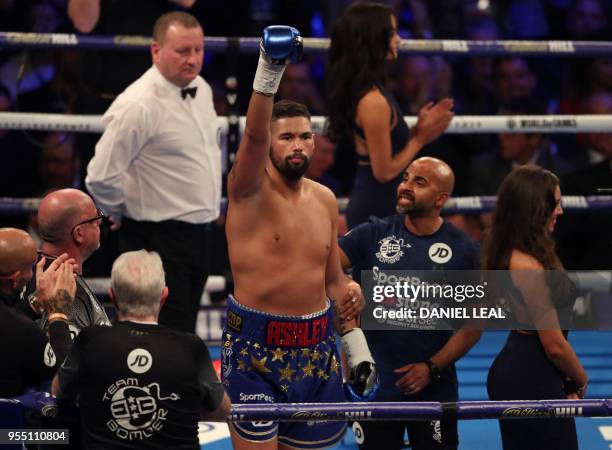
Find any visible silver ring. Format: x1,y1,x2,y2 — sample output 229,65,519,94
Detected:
351,297,357,304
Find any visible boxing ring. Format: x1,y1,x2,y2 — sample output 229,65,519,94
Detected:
2,391,612,448
1,31,612,448
5,391,612,422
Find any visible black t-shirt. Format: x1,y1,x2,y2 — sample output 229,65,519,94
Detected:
57,321,224,449
340,215,480,401
0,295,69,397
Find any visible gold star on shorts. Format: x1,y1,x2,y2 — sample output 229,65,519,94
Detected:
280,384,289,393
290,349,298,359
330,356,340,375
302,361,316,377
271,348,288,362
317,368,329,381
250,355,272,374
278,362,296,382
311,350,322,361
240,347,249,357
253,342,261,349
301,348,311,357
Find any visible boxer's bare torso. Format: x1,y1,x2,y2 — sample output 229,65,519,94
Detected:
227,115,340,316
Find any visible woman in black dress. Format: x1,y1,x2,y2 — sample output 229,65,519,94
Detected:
484,165,588,450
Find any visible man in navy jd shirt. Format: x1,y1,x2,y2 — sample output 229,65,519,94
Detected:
340,157,481,450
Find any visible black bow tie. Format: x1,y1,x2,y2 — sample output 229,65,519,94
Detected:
181,87,197,100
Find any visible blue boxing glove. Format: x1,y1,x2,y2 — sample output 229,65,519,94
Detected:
262,25,302,64
253,25,303,96
341,328,380,401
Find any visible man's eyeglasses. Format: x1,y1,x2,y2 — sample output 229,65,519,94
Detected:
70,210,105,236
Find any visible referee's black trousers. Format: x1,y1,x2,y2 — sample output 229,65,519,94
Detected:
119,217,211,333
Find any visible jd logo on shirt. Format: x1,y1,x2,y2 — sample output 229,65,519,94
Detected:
429,243,452,264
127,348,153,374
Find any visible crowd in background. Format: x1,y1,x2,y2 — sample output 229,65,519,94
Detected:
0,0,611,278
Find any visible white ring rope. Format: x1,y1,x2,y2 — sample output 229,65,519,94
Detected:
1,112,612,134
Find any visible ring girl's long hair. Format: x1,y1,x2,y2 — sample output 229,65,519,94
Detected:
325,1,395,145
482,165,562,270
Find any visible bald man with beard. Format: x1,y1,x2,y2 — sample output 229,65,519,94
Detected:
19,189,111,337
0,228,75,397
339,157,482,450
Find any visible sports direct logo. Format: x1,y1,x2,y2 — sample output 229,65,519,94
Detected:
239,393,274,402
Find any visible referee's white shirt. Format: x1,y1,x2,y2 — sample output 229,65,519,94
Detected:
86,65,222,225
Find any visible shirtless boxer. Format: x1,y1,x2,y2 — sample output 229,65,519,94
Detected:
222,26,377,449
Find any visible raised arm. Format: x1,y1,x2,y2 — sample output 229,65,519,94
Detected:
228,26,302,199
358,92,453,183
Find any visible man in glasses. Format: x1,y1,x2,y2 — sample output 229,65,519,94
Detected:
19,188,111,337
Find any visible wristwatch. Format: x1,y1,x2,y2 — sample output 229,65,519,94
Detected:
425,359,441,382
28,294,44,315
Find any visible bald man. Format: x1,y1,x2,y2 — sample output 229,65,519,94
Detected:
0,228,74,397
339,157,481,450
20,189,111,337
